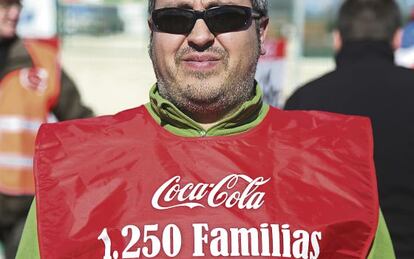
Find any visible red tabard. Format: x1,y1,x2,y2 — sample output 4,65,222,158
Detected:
34,106,379,259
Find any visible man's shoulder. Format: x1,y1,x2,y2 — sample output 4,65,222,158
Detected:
267,107,374,162
302,70,339,88
270,106,372,133
284,70,340,109
9,38,30,60
392,64,414,82
38,105,148,137
1,38,33,76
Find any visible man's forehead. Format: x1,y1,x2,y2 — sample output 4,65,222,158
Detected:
155,0,252,9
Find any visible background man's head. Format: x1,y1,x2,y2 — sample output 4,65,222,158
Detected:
0,0,21,39
334,0,402,49
147,0,269,124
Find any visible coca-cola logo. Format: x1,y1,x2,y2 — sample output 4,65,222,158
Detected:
152,174,270,210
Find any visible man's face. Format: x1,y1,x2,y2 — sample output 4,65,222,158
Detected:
149,0,267,122
0,0,21,39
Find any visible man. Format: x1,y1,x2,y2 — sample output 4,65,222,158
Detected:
17,0,394,258
0,0,93,258
285,0,414,258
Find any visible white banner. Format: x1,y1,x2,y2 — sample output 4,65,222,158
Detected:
17,0,57,38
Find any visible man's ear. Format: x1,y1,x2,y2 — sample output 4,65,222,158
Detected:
333,30,342,52
148,19,153,31
392,28,403,50
259,18,269,55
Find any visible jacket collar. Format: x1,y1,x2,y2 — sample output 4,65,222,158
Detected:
335,40,395,68
146,83,269,137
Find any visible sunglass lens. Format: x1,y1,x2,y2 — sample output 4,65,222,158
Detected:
207,6,251,33
152,9,194,34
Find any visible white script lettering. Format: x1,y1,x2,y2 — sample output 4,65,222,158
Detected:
152,174,270,210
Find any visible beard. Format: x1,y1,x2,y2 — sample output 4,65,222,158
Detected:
149,37,261,123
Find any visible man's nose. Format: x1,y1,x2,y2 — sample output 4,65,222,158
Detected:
186,19,215,51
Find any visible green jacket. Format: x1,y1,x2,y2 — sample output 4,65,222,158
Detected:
16,85,395,259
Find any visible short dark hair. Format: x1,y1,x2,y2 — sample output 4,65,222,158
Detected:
147,0,268,17
0,0,21,5
337,0,402,42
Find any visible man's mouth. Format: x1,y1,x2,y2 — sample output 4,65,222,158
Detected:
181,54,221,71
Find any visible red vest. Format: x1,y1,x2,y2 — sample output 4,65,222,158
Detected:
34,106,378,259
0,38,60,195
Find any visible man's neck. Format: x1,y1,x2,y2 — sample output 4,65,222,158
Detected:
183,101,248,129
180,89,256,128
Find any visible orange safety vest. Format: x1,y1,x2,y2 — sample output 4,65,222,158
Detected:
35,106,379,259
0,38,61,195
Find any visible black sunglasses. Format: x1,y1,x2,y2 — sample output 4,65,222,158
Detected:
150,5,262,34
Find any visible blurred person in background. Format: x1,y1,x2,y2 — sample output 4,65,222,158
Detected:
16,0,395,258
285,0,414,258
0,0,93,258
255,25,287,107
395,8,414,68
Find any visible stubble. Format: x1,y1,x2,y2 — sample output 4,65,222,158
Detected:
149,37,260,123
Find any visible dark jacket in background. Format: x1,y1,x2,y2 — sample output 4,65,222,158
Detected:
284,41,414,259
